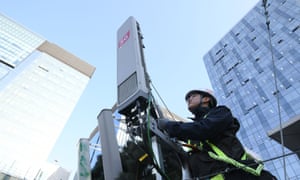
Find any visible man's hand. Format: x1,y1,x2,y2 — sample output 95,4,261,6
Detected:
157,118,170,130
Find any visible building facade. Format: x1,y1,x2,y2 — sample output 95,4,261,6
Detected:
203,0,300,179
0,13,95,179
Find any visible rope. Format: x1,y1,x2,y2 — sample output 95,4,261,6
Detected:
150,81,176,121
262,0,287,179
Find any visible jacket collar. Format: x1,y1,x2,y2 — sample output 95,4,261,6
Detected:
190,106,211,120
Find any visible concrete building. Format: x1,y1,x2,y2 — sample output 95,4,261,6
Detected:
203,0,300,179
0,13,95,179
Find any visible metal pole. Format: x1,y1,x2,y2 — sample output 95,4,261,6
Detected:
97,109,122,180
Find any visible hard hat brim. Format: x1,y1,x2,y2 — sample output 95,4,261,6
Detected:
185,90,217,107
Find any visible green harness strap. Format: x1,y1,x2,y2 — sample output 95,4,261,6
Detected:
210,174,224,180
206,141,264,176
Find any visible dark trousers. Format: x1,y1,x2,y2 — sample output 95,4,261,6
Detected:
224,169,277,180
187,153,277,179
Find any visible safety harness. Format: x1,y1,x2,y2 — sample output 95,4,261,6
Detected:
185,140,264,180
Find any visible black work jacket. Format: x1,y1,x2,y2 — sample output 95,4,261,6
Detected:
164,106,245,177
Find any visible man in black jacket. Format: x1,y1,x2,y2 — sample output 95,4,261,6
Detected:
158,89,276,179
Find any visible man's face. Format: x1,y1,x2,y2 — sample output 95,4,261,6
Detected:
186,93,201,110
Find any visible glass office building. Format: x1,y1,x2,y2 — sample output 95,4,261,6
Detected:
203,0,299,179
0,14,95,179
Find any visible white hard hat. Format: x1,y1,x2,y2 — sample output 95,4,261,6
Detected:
185,89,217,107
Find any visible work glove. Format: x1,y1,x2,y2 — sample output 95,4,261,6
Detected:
157,118,170,130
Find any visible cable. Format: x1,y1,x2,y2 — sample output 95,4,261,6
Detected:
146,94,170,180
150,81,176,121
262,0,287,179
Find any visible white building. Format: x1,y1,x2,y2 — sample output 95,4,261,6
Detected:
0,13,95,179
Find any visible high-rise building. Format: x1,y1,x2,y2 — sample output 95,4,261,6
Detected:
203,0,299,179
0,13,95,179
